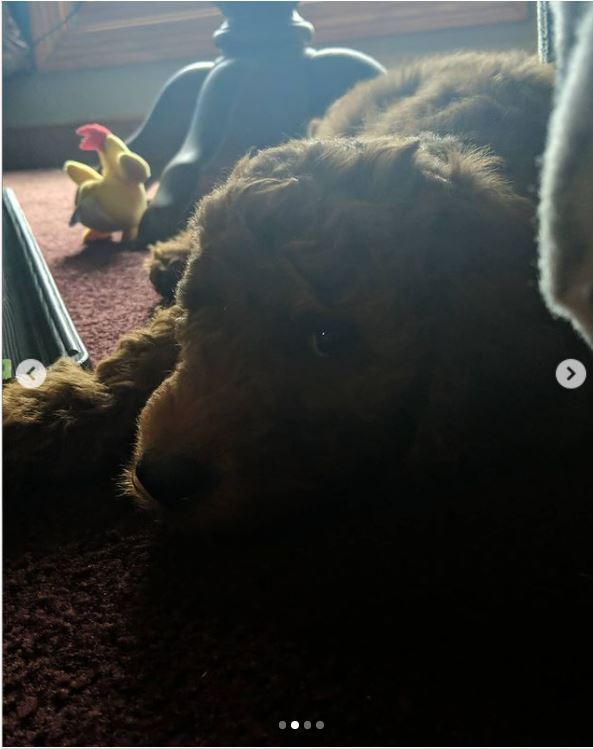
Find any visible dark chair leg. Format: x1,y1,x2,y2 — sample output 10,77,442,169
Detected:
134,1,385,246
125,61,214,186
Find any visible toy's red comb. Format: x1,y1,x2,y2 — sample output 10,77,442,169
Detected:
76,123,111,152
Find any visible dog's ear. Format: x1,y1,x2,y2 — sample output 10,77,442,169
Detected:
418,174,534,297
415,135,511,204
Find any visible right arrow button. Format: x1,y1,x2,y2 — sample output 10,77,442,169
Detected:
556,359,587,389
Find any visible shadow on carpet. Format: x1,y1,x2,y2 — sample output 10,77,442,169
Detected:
4,464,593,746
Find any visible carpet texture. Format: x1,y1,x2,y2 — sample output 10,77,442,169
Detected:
4,170,159,363
3,171,593,746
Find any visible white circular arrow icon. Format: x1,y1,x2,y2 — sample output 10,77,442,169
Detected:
556,359,587,389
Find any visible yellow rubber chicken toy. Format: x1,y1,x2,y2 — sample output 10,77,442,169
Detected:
64,124,151,243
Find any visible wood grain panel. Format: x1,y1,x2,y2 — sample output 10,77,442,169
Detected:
29,1,529,73
306,1,529,43
28,1,78,69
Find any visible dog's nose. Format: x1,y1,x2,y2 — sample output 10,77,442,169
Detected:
134,452,218,508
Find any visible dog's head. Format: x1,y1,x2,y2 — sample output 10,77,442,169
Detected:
126,135,539,532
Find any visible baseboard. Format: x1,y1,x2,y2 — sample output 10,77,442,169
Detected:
4,119,141,171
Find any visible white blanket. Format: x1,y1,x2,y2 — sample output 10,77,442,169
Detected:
539,1,593,347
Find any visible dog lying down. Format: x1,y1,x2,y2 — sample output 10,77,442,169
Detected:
4,52,593,533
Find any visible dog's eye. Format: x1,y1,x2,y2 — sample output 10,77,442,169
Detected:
310,324,354,358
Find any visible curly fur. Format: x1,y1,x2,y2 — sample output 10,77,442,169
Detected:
4,52,592,532
3,306,181,486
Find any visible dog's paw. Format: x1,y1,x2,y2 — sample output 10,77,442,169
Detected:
146,230,194,302
2,359,113,487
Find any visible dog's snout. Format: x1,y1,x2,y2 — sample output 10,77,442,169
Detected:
134,452,218,508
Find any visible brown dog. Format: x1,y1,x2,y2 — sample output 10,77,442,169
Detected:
4,52,592,532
